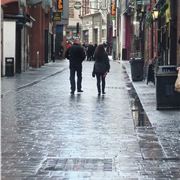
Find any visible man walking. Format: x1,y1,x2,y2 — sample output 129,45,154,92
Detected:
65,39,86,95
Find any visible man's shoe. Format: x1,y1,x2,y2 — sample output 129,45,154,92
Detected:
78,90,83,92
70,91,74,95
102,92,106,95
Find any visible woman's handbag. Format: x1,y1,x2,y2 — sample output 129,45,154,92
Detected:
175,68,180,93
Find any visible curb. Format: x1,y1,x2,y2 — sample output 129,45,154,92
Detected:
1,67,67,98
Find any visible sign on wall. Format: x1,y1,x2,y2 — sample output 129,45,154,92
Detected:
74,1,81,10
53,12,61,21
55,0,69,25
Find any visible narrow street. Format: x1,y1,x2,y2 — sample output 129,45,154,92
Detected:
1,60,180,179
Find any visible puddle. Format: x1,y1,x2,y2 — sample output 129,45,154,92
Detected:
123,70,152,127
37,158,113,174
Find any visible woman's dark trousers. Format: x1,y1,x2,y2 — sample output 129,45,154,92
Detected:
70,66,82,92
96,73,105,94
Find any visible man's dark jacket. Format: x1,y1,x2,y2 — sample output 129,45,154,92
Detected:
65,44,86,68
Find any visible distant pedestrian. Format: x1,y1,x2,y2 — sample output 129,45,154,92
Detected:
65,39,86,95
92,44,110,95
66,41,72,49
52,52,55,62
87,43,94,61
92,43,97,61
65,41,72,60
82,42,88,57
59,44,64,59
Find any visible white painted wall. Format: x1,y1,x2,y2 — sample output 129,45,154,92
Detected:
120,15,126,60
3,21,16,76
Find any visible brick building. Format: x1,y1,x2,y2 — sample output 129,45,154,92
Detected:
1,0,54,75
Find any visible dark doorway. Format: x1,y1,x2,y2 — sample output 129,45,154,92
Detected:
55,25,63,59
16,24,22,73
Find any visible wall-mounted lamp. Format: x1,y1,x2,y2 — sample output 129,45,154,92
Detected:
133,21,139,25
152,8,159,20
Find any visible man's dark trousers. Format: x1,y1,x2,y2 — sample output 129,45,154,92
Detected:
70,65,82,92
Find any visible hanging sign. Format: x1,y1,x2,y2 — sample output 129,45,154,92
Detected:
57,0,63,12
74,1,81,10
53,12,61,21
111,0,116,17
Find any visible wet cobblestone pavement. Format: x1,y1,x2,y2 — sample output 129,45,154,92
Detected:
1,60,180,179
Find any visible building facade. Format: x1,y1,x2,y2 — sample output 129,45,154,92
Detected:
66,0,82,43
28,0,53,67
1,0,70,75
54,0,69,59
80,0,110,45
1,0,30,75
118,0,180,67
1,0,54,76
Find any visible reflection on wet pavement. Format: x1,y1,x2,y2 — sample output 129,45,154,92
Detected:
123,69,151,127
1,61,180,179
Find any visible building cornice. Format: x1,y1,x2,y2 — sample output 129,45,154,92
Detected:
80,12,101,18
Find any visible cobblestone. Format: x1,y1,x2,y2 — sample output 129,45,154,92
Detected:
1,60,180,179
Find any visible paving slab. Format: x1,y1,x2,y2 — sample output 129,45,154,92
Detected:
1,60,180,179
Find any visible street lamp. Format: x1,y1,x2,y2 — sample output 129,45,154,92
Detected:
152,8,159,60
152,8,159,21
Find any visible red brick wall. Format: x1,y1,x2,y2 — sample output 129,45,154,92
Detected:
41,7,45,66
29,4,41,67
29,4,47,67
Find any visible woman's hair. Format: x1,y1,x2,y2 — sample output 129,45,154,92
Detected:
94,44,106,61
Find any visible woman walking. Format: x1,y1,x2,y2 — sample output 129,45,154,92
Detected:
92,44,110,95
